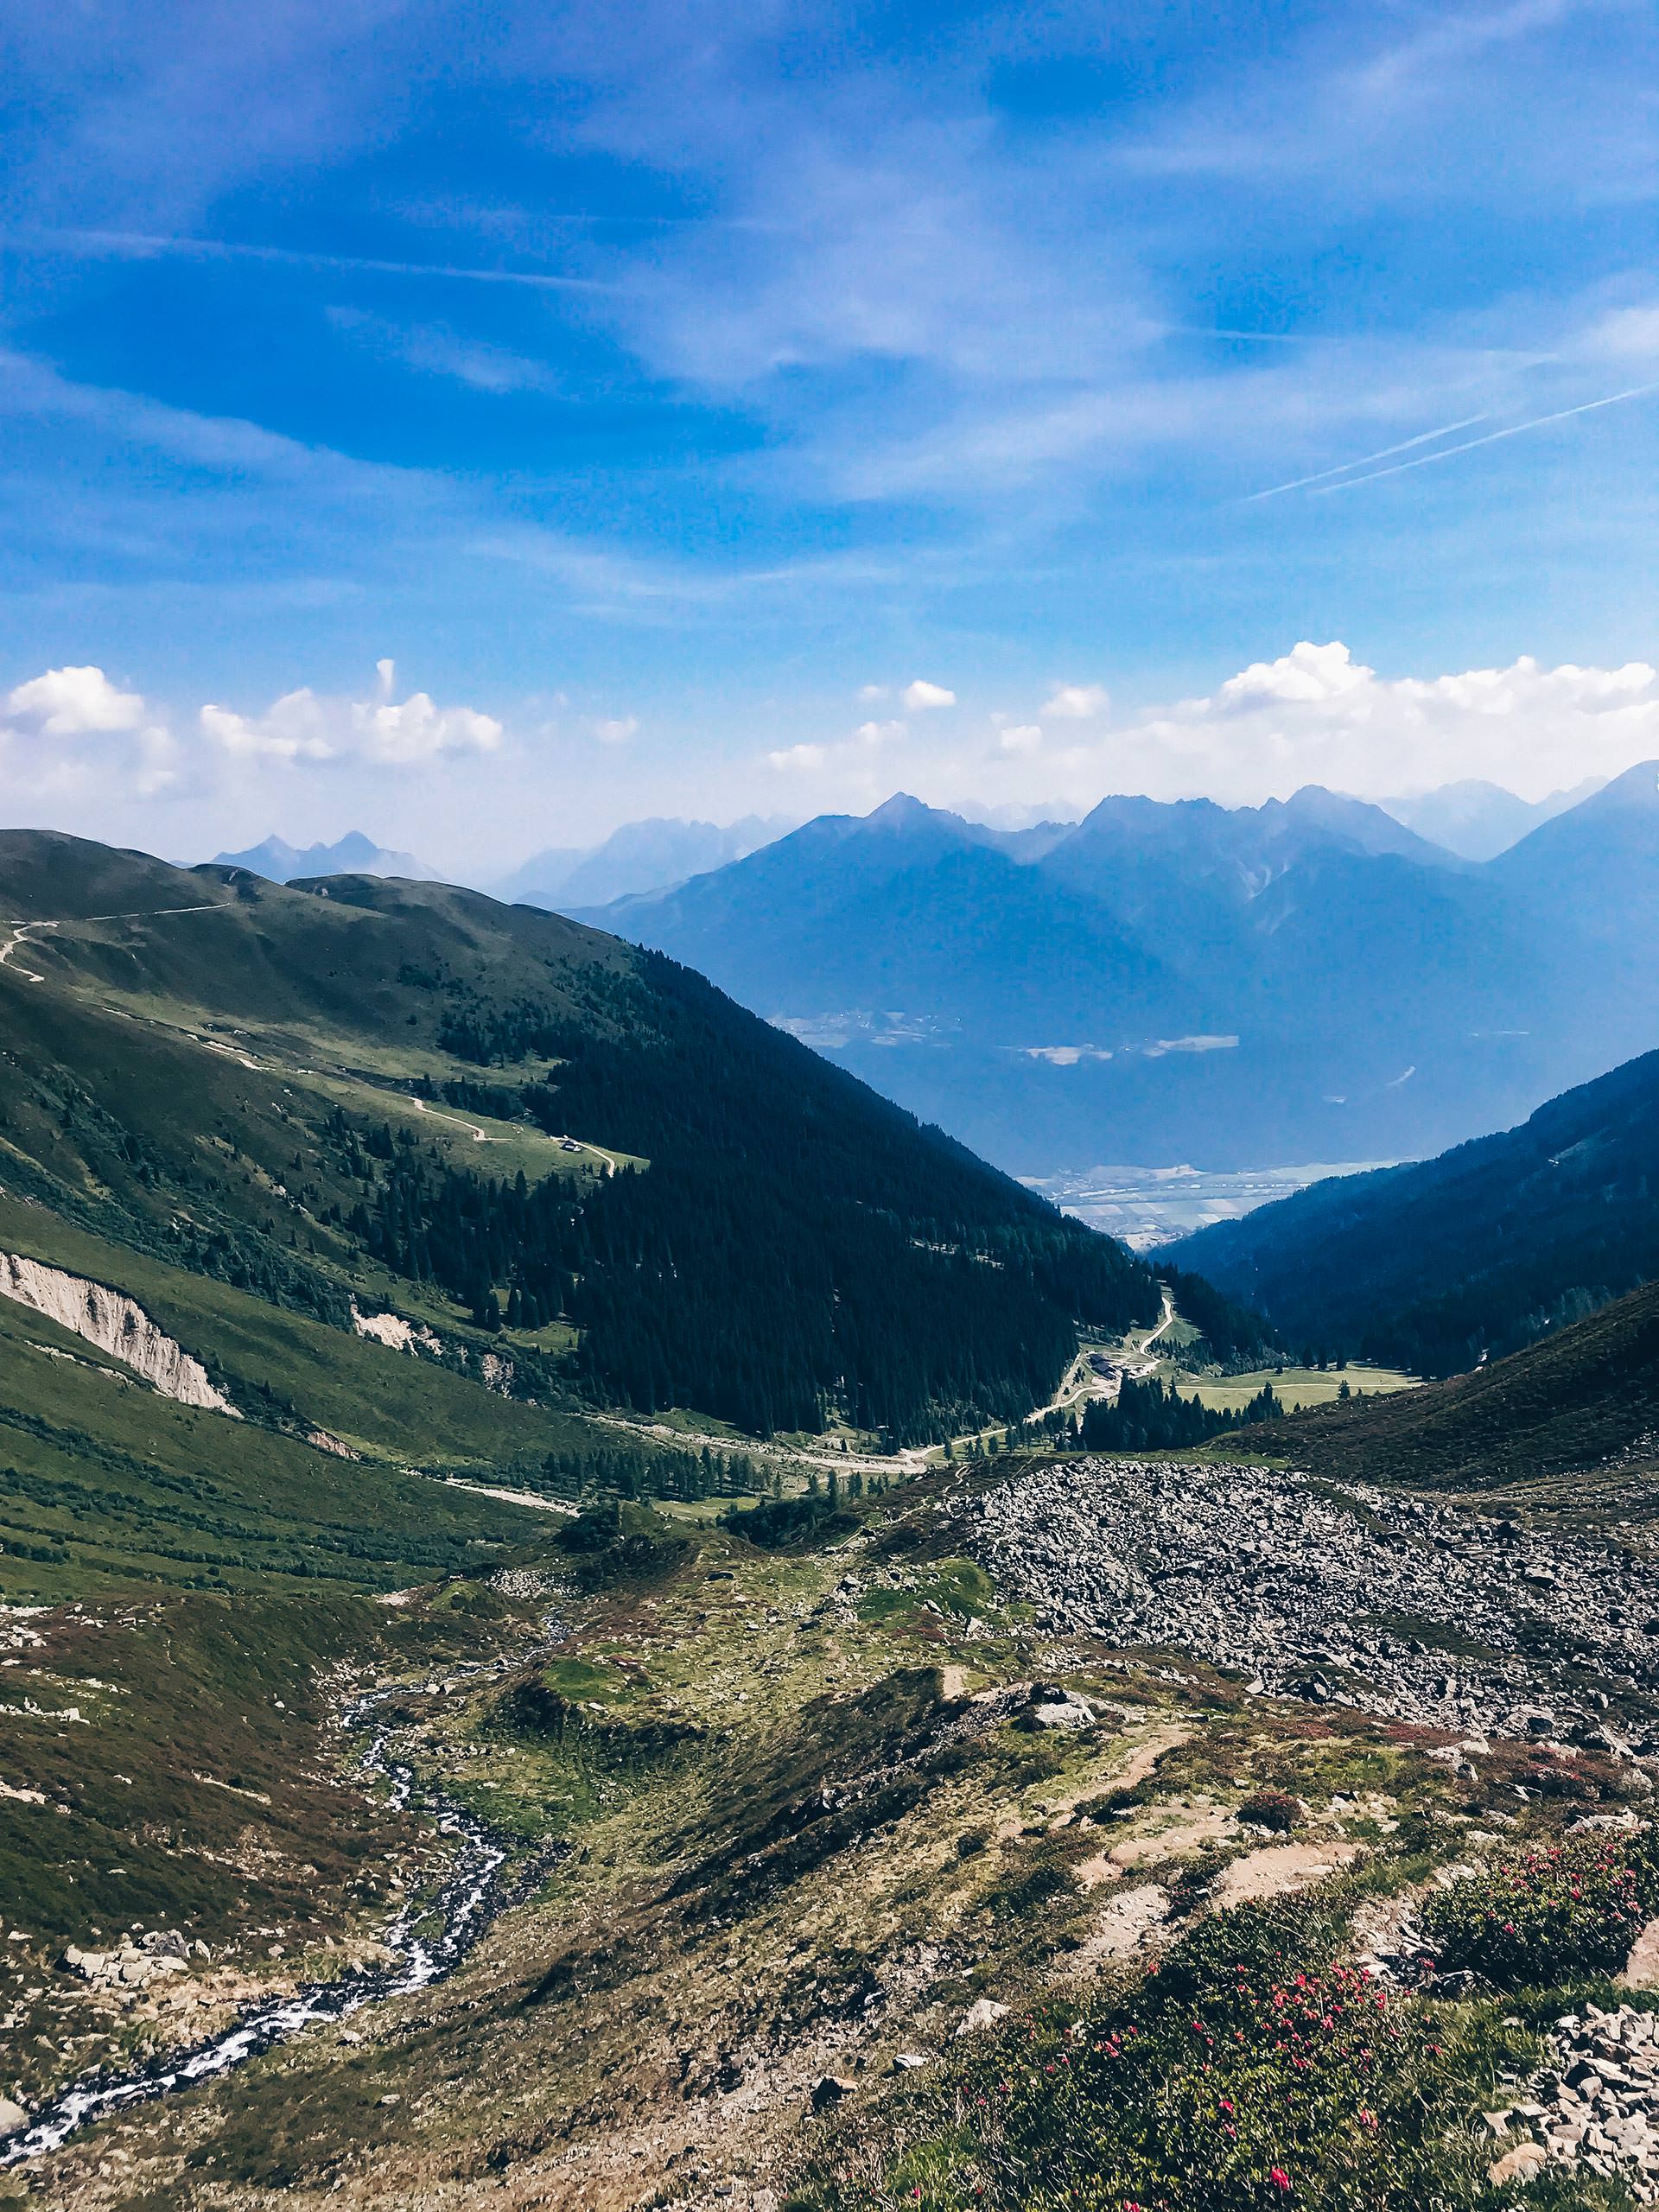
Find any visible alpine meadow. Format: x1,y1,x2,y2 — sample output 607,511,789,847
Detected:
4,5,1659,2210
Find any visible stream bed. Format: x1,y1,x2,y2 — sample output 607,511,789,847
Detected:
1,1680,530,2167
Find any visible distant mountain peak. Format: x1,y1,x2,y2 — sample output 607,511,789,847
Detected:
1378,776,1607,861
211,830,437,885
491,812,795,912
865,791,944,828
1583,758,1659,810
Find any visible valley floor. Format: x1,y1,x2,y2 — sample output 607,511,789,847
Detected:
6,1451,1659,2210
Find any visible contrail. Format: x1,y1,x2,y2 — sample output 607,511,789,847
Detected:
1160,325,1325,346
1313,382,1659,493
13,229,614,293
1243,413,1492,501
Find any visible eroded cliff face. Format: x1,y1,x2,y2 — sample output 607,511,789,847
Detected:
0,1253,239,1414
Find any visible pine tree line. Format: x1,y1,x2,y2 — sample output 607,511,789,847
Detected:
330,951,1173,1440
1078,1374,1284,1452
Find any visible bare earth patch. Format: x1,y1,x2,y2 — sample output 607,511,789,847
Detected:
1211,1839,1363,1908
1058,1883,1173,1981
1620,1917,1659,1989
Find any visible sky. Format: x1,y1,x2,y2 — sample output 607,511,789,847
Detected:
0,0,1656,874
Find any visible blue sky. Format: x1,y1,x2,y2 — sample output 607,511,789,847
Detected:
1,0,1656,869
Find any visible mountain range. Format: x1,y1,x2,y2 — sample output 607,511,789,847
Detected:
572,767,1659,1177
490,814,795,911
0,828,1163,1452
1376,777,1604,861
211,830,442,883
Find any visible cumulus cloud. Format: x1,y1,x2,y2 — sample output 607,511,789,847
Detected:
1041,683,1109,721
1130,642,1659,802
767,742,828,772
6,665,147,736
200,669,502,766
902,679,956,711
855,719,906,747
1,664,178,796
1216,639,1371,710
1000,723,1044,754
592,715,639,746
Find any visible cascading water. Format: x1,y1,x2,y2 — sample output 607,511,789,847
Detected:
1,1659,550,2169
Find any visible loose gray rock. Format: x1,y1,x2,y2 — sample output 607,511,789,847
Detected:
968,1459,1659,1738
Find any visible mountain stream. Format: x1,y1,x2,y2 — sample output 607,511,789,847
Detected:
1,1673,533,2168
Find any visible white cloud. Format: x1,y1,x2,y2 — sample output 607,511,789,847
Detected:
1130,642,1659,802
0,664,179,798
902,679,956,711
200,671,502,767
855,719,906,747
592,716,639,746
6,665,147,736
327,307,558,395
1041,683,1110,721
893,641,1659,820
857,683,890,702
767,742,828,772
201,690,333,763
1216,640,1371,710
357,693,501,765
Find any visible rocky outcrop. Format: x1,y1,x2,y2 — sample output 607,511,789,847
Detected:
0,1253,238,1414
61,1929,199,1989
1490,2001,1659,2198
350,1301,442,1357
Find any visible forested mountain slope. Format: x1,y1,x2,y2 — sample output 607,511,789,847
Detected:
0,830,1159,1447
1163,1047,1659,1375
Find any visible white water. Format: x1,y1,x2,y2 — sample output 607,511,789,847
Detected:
0,1669,535,2167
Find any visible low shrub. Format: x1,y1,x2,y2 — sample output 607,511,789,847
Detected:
1418,1830,1656,1986
556,1499,693,1588
1238,1789,1302,1834
721,1493,856,1548
569,1530,691,1592
804,1899,1497,2211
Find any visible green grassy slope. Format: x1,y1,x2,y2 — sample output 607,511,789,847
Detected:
0,1275,556,1600
0,830,1164,1444
1258,1272,1659,1491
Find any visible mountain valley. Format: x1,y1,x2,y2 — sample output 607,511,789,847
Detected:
6,830,1659,2212
579,772,1659,1179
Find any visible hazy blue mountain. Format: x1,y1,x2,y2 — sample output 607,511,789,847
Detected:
575,791,1183,1044
211,830,439,882
1046,785,1460,907
495,814,793,911
1038,785,1477,1003
577,776,1659,1178
1490,759,1659,936
1378,777,1605,861
489,843,589,906
1160,1046,1659,1378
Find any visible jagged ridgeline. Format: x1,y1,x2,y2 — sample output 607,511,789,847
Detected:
0,831,1163,1442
